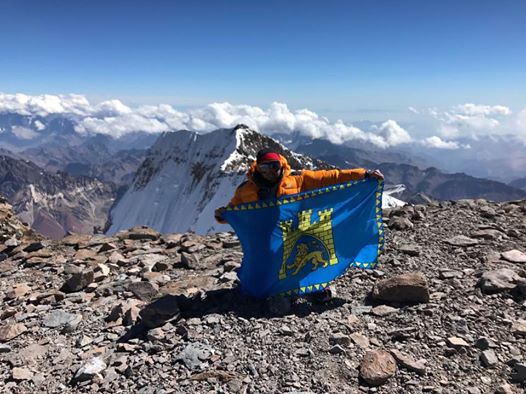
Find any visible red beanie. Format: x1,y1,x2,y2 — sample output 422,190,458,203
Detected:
257,152,281,163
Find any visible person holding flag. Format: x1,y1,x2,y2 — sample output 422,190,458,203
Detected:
215,148,384,302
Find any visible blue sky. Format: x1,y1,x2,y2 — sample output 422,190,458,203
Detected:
1,0,525,122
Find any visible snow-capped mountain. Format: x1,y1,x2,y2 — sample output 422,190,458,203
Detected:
107,125,405,235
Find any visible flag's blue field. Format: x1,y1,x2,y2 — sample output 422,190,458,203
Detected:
223,178,384,299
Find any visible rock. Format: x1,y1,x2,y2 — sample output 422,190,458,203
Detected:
389,349,426,375
511,363,526,383
180,252,199,269
445,235,478,247
0,323,27,342
329,333,351,347
6,283,31,299
478,269,520,292
480,349,498,368
447,337,469,348
63,269,94,292
371,305,399,316
128,281,159,302
328,344,346,354
12,367,33,381
501,249,526,264
139,295,180,329
470,229,505,240
126,226,160,241
43,310,77,328
0,344,11,353
360,350,397,386
475,337,497,350
399,244,420,256
73,357,107,382
372,272,430,303
176,342,213,370
511,320,526,336
350,332,370,348
494,383,515,394
389,217,413,231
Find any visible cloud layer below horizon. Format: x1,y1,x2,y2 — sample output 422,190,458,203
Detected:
1,92,522,148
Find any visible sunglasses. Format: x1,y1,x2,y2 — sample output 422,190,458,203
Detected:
258,161,281,171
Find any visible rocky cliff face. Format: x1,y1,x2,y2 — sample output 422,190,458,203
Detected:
0,197,525,393
0,155,116,239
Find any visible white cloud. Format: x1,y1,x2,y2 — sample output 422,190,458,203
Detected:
421,136,463,149
0,93,91,116
0,92,420,148
408,106,419,114
11,126,39,140
376,120,413,147
455,103,511,116
425,103,515,139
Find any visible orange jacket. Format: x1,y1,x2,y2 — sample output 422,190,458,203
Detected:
229,154,366,206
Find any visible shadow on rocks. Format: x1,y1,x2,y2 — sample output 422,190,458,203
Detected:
118,288,345,342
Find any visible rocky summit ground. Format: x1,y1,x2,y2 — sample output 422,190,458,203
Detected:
0,197,525,394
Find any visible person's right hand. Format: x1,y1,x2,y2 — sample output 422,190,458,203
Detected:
214,207,227,223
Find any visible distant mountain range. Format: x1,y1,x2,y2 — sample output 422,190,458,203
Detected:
0,110,525,238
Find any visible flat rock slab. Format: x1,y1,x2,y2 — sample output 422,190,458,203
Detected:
501,249,526,264
445,235,478,247
478,269,520,292
43,310,77,328
360,350,397,386
389,349,426,375
0,323,27,342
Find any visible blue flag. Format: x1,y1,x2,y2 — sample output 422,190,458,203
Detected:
223,178,384,299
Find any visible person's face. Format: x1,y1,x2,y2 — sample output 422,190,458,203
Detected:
257,160,282,182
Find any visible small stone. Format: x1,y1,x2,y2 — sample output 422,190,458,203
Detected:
501,250,526,264
329,344,346,354
43,310,77,328
0,323,27,342
176,342,213,370
445,235,478,247
350,332,370,349
63,269,94,292
73,357,107,382
360,350,397,386
399,244,420,256
371,305,399,316
128,281,159,302
0,344,11,353
447,337,469,348
389,349,426,375
329,333,351,347
6,283,31,299
494,383,515,394
480,349,498,368
512,320,526,336
475,337,497,350
12,367,33,381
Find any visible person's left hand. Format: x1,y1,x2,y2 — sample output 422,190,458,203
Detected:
368,169,384,180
